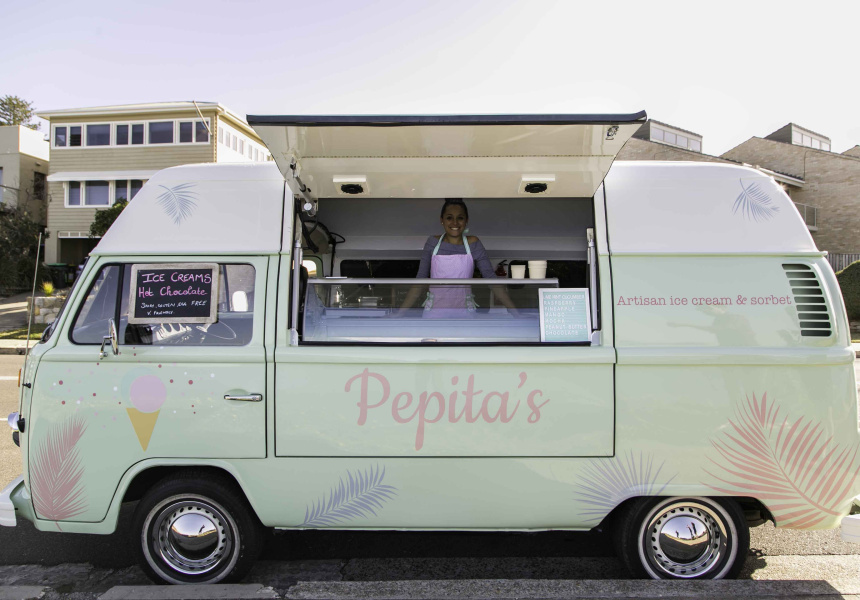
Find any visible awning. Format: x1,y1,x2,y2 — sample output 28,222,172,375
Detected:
47,170,159,182
248,113,646,199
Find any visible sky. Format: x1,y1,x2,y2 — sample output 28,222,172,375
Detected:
3,0,858,156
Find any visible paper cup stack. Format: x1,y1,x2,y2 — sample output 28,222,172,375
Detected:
528,261,547,279
511,265,526,279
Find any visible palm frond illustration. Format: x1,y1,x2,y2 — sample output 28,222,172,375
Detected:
156,183,198,225
30,415,88,522
704,392,860,528
302,465,398,527
573,452,676,523
733,180,780,222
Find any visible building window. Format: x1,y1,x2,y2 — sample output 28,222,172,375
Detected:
177,120,210,143
195,121,209,143
130,180,143,198
70,126,82,147
67,180,146,207
115,180,145,202
149,121,174,144
86,181,110,206
650,124,702,152
54,127,68,147
179,121,193,143
86,124,111,146
116,124,129,145
68,182,81,205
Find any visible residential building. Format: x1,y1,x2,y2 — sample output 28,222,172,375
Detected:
36,102,271,265
0,125,49,221
722,124,860,265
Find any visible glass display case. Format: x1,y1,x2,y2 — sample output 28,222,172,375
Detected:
303,278,559,343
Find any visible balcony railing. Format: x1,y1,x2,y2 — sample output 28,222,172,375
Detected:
793,202,818,231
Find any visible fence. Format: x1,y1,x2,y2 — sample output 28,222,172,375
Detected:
828,254,860,272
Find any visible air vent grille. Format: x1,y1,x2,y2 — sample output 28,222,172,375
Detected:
782,264,832,337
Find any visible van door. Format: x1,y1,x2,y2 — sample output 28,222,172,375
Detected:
27,256,268,523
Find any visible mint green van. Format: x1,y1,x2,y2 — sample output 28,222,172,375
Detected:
4,114,859,583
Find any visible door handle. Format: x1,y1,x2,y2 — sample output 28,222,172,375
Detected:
224,394,263,402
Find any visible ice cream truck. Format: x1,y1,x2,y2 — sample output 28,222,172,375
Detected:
4,113,859,584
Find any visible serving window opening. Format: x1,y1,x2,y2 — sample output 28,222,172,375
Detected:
292,196,601,345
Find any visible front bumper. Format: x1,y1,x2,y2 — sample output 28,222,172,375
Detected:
842,496,860,544
0,476,23,527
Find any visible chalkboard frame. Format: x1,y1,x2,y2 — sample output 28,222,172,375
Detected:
128,262,220,325
538,288,592,343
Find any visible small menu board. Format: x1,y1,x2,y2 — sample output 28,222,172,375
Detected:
539,288,592,343
129,263,219,324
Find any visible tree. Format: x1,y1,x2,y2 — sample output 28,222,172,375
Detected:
0,206,49,295
89,200,128,238
0,95,39,130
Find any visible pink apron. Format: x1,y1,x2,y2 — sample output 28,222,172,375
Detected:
424,236,477,318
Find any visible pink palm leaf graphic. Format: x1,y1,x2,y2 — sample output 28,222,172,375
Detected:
30,415,88,521
705,392,860,528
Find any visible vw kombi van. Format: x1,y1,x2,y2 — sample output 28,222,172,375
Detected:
4,113,859,584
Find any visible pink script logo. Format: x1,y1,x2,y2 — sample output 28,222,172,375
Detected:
345,369,550,450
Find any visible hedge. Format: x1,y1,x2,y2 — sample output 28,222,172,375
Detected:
836,260,860,321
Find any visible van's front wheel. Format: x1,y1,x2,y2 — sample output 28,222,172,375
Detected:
614,497,749,579
133,475,264,584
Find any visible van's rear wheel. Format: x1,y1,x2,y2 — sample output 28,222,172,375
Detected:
133,474,264,584
613,497,748,579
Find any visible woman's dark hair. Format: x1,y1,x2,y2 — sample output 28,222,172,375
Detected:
440,198,468,219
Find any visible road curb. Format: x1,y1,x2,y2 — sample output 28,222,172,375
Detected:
0,578,860,599
99,584,278,599
0,587,46,600
0,341,35,356
282,578,860,599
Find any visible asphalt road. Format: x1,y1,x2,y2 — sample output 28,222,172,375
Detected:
1,353,858,589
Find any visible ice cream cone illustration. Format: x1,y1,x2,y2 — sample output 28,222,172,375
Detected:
126,375,166,451
126,408,160,451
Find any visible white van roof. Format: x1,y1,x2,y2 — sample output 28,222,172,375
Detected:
605,162,818,254
93,162,285,256
247,113,647,199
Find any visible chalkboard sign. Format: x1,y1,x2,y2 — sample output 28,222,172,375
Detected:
128,263,219,324
539,288,592,343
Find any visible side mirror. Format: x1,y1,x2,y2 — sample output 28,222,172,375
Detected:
99,319,119,359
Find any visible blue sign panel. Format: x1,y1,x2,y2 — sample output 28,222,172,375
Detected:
539,288,592,342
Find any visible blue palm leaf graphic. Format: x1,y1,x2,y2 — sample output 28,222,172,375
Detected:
733,180,780,222
573,452,676,523
156,183,198,225
302,465,398,527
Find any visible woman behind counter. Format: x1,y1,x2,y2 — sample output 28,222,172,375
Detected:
400,198,516,316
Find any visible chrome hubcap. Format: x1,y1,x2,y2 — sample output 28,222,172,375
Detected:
642,501,728,578
150,499,233,576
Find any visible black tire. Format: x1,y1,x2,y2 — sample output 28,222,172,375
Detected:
613,496,749,580
132,472,264,585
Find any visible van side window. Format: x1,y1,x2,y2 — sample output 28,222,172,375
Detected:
71,265,122,344
119,264,256,346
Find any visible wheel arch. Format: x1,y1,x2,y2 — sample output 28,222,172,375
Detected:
597,495,772,531
110,459,263,532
